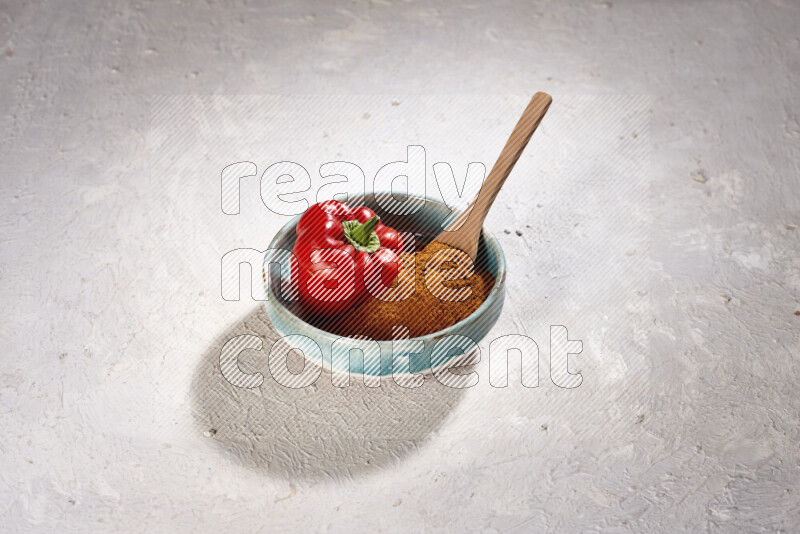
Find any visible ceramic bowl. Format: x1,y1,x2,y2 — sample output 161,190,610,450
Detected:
263,193,506,377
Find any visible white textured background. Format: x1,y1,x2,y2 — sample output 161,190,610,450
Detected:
2,1,799,532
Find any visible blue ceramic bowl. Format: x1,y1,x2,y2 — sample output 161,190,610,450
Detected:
263,194,506,377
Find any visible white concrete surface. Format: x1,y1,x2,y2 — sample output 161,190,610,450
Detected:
1,1,799,532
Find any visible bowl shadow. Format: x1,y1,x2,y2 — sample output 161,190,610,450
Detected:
191,305,469,483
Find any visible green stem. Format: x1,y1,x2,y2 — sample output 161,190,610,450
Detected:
349,216,380,246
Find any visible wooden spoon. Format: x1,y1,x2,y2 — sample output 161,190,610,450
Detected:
432,92,552,260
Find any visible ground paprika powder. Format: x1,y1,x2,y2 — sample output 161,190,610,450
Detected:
318,241,495,340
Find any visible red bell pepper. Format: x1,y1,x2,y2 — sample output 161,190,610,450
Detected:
291,200,403,317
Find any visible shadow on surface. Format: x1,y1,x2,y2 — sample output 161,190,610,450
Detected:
191,305,468,482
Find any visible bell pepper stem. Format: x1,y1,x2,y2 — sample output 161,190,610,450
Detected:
349,216,380,246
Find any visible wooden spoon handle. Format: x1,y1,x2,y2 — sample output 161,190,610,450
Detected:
437,92,552,259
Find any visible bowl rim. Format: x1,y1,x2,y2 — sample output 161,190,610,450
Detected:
264,193,507,345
